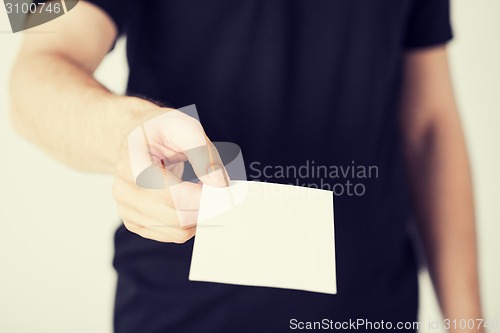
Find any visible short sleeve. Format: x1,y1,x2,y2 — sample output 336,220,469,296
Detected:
85,0,127,37
404,0,453,49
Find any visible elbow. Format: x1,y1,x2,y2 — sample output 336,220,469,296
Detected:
400,112,434,153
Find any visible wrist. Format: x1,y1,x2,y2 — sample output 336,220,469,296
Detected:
113,96,169,167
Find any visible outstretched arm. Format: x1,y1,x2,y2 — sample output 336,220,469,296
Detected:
9,2,227,243
9,1,159,173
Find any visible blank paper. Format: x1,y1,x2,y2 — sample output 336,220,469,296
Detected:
189,181,336,294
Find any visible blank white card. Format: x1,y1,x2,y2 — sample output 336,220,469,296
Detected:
189,181,336,294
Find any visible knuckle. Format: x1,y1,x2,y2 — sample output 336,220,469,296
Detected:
149,228,178,243
179,229,191,243
183,115,204,132
172,229,191,244
182,117,206,141
122,220,139,233
156,234,173,243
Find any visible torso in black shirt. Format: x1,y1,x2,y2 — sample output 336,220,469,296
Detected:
89,1,452,332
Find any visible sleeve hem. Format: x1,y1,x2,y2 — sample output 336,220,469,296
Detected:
404,34,453,51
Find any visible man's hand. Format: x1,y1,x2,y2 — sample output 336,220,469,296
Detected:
112,109,229,243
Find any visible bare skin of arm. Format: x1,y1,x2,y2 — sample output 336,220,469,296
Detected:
9,2,227,243
400,46,483,332
9,2,159,173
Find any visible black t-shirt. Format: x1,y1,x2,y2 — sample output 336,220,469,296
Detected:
88,1,452,332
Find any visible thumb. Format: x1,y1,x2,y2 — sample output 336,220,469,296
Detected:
154,110,229,187
182,137,230,187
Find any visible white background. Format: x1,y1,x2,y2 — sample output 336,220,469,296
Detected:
0,1,499,332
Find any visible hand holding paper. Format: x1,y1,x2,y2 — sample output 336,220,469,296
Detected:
121,105,337,295
113,108,229,243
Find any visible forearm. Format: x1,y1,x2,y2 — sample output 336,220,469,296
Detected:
400,47,483,331
404,113,482,327
9,51,159,173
